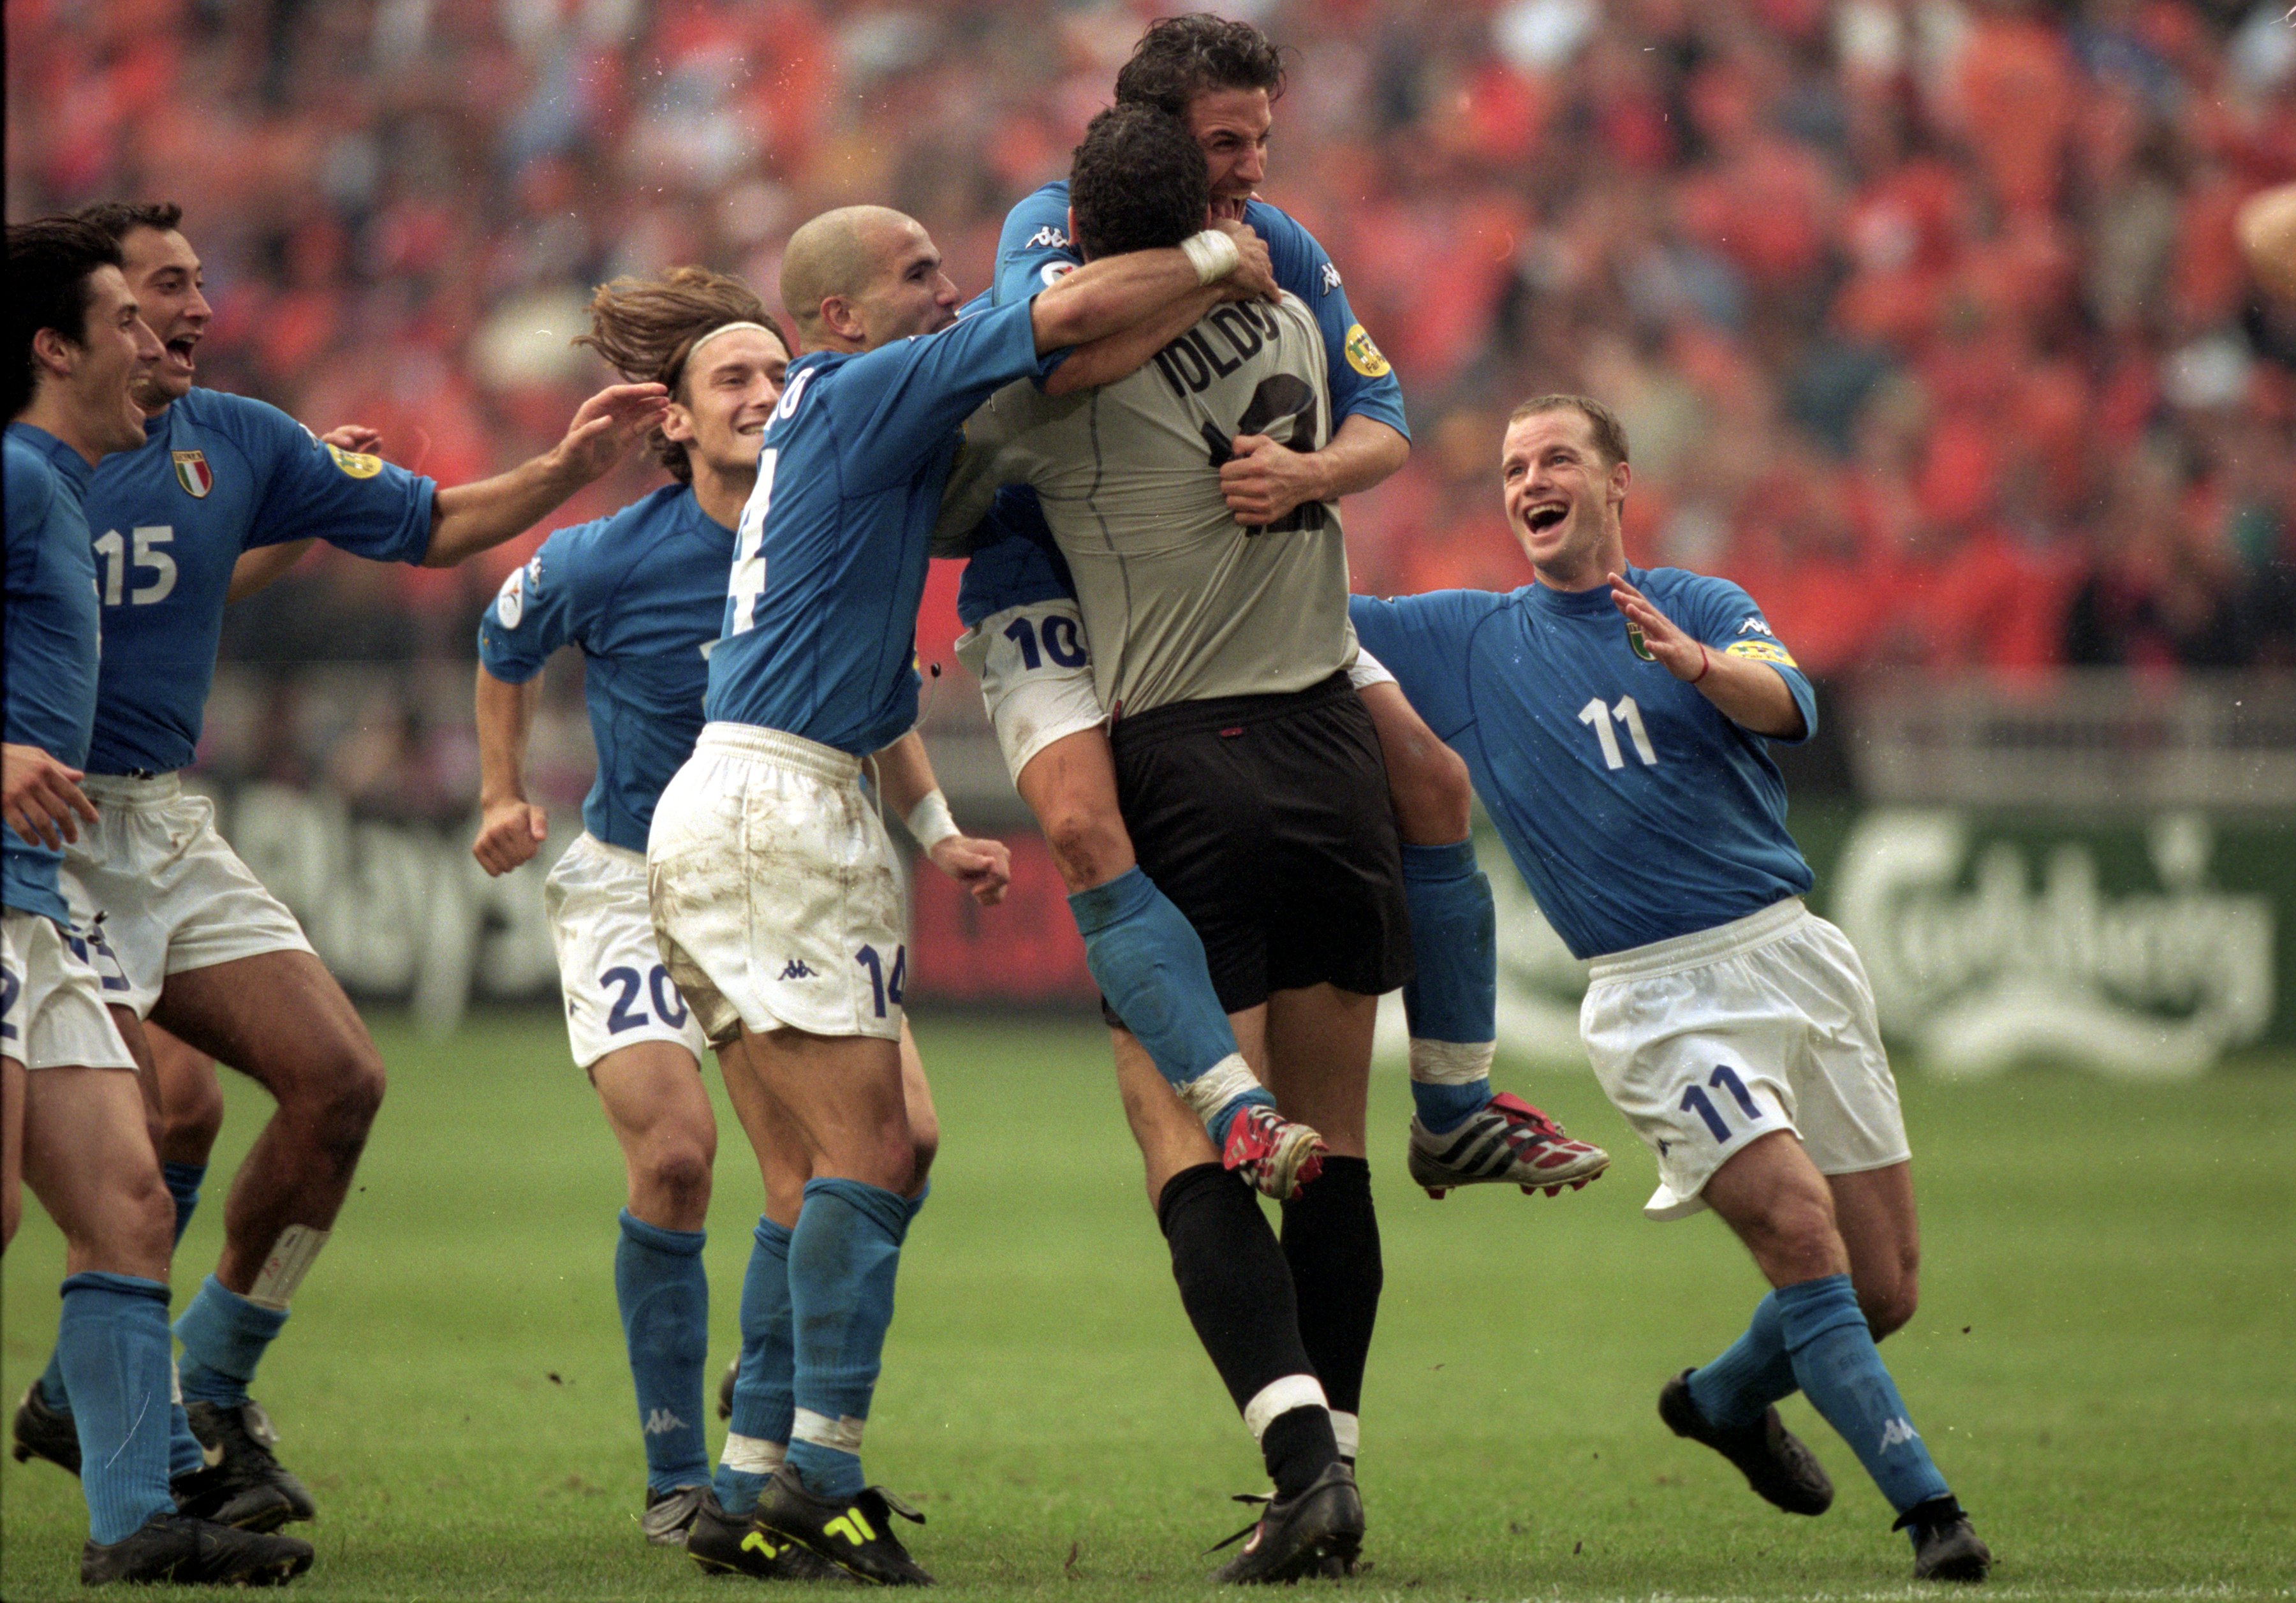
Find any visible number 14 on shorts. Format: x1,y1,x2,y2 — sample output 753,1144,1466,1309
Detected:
855,943,906,1019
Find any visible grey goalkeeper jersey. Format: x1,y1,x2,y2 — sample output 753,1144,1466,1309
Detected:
935,290,1357,716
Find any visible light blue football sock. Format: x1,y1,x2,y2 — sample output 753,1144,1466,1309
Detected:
1776,1274,1952,1515
716,1216,797,1516
1399,841,1498,1134
1688,1291,1801,1429
166,1396,205,1482
615,1209,710,1495
1068,867,1270,1146
783,1178,908,1500
56,1273,175,1545
173,1276,288,1410
36,1163,208,1415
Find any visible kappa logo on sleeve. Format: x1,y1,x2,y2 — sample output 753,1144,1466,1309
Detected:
1025,225,1070,250
1320,262,1342,295
1343,323,1390,378
1737,614,1776,637
325,442,384,479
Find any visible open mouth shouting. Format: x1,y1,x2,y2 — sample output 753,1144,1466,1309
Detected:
1524,499,1570,536
162,328,199,380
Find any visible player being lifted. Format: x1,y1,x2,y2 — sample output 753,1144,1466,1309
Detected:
646,205,1267,1585
469,269,1003,1570
938,105,1409,1583
966,13,1608,1210
11,200,670,1532
5,215,313,1587
1348,396,1991,1583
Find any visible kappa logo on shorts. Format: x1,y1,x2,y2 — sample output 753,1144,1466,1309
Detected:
779,959,817,980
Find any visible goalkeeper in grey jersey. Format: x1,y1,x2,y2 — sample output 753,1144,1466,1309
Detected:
934,105,1409,1582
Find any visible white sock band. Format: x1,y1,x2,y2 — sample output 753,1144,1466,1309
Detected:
246,1225,330,1311
1330,1410,1359,1459
1178,1052,1262,1124
721,1432,787,1474
791,1407,865,1455
1408,1038,1496,1086
170,1357,183,1407
1242,1374,1329,1444
904,790,959,851
1180,228,1240,285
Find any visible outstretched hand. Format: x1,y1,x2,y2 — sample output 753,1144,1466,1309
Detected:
928,832,1012,906
1608,572,1709,682
545,383,671,484
3,742,97,850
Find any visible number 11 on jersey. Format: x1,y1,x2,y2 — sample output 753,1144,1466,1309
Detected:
1578,695,1659,770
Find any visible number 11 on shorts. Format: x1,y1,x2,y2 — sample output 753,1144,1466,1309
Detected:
1681,1063,1765,1142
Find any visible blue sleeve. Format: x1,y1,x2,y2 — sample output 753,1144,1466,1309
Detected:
995,184,1082,307
229,397,436,562
1348,591,1483,739
1251,203,1408,440
1674,574,1818,744
824,300,1057,491
4,452,54,584
475,522,608,684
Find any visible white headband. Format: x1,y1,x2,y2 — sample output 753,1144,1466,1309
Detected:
685,320,777,364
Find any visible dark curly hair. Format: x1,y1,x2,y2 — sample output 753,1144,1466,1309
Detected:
575,267,787,484
6,216,125,419
1070,105,1211,259
1114,14,1286,118
73,200,186,243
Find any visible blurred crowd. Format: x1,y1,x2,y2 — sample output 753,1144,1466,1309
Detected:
8,0,2296,806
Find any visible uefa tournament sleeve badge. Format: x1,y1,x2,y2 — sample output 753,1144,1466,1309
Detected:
171,449,213,497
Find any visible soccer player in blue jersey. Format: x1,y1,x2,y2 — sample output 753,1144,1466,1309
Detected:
10,199,670,1528
469,269,1004,1570
646,202,1273,1585
959,9,1607,1222
4,215,314,1587
1348,395,1992,1583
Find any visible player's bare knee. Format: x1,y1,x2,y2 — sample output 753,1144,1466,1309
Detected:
1389,741,1472,845
161,1074,226,1162
643,1140,714,1218
1043,807,1129,892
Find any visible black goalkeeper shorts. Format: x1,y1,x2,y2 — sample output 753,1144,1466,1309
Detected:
1101,669,1413,1024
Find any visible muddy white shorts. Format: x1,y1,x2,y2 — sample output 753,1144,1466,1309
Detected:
955,600,1108,786
1579,898,1910,1222
58,774,314,1019
1,910,138,1072
648,723,909,1046
546,832,710,1070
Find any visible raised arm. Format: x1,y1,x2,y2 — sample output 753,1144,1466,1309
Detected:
1043,283,1227,398
226,538,314,602
471,665,548,874
869,729,1011,906
423,383,668,568
1027,220,1274,356
1607,573,1806,741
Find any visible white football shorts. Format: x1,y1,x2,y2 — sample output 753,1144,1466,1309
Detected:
546,831,710,1070
59,774,316,1019
1346,646,1397,692
954,600,1108,786
1578,897,1910,1222
648,723,909,1046
1,909,139,1072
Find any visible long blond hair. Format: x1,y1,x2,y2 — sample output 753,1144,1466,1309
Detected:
576,267,787,483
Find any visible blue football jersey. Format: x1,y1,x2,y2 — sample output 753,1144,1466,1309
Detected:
4,424,103,924
82,388,436,775
477,485,733,853
957,182,1409,626
704,297,1056,754
1350,567,1820,960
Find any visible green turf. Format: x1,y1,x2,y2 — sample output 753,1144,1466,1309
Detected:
5,1014,2292,1600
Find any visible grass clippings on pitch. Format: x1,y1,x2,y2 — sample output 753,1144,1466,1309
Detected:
4,1014,2292,1600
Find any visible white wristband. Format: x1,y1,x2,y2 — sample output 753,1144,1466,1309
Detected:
1179,228,1240,286
906,790,960,851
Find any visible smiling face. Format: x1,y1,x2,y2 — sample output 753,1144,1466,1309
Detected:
1186,87,1273,223
1501,406,1631,589
115,226,210,410
63,264,164,454
665,325,790,483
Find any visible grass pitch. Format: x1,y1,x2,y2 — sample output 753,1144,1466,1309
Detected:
4,1013,2292,1601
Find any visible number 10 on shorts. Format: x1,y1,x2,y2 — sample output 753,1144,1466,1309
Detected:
1681,1063,1765,1143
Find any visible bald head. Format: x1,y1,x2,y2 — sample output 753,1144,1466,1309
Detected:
781,205,956,350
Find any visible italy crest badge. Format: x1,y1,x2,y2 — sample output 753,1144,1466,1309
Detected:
172,449,212,498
